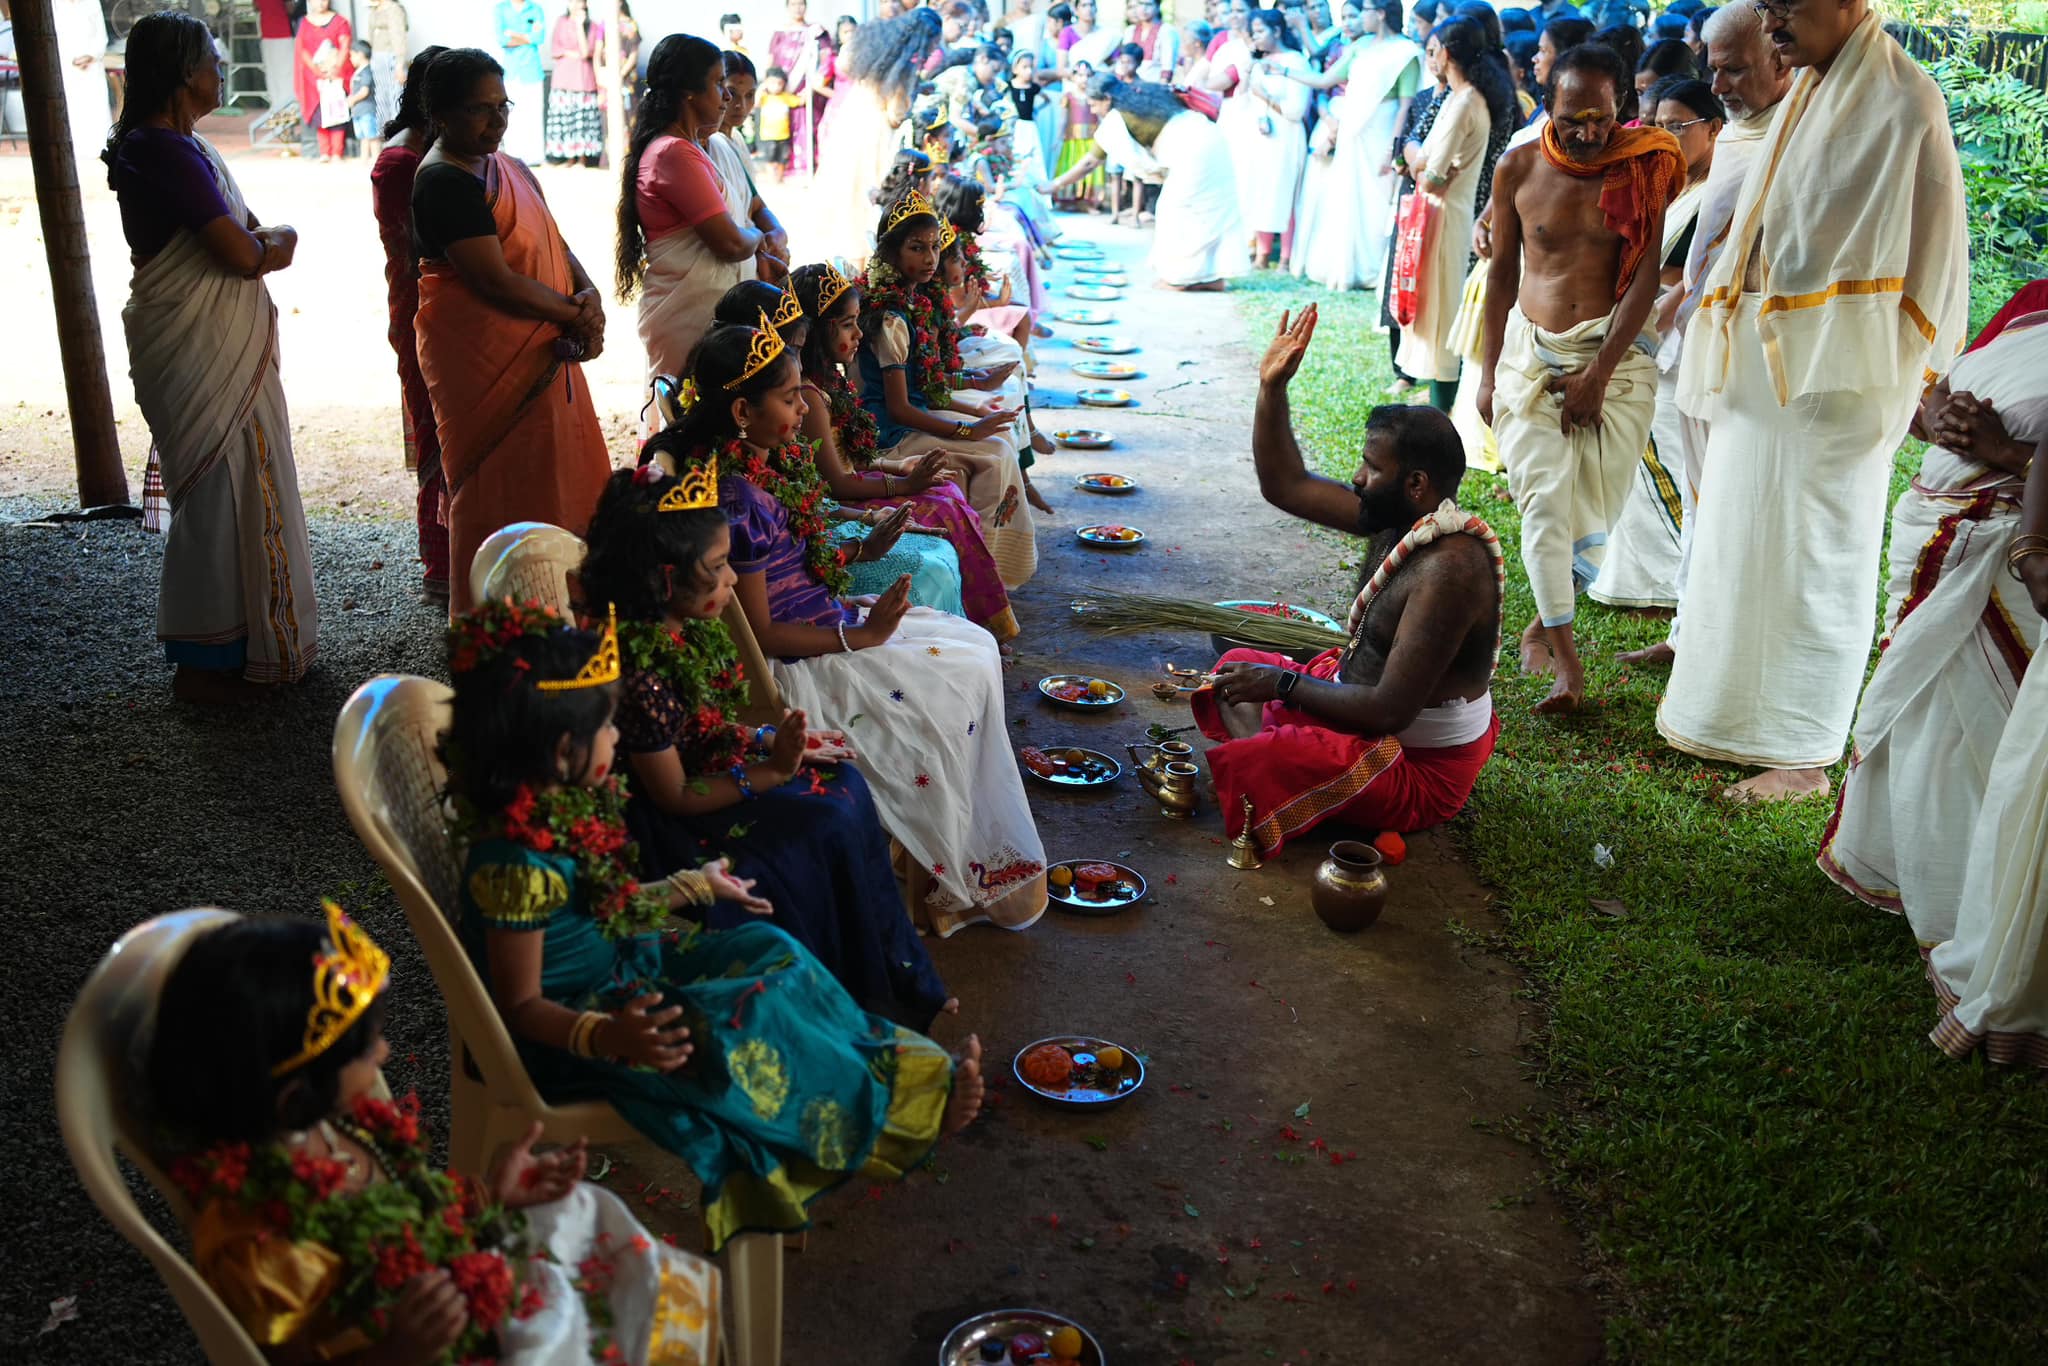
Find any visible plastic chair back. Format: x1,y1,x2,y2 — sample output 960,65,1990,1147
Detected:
56,908,268,1366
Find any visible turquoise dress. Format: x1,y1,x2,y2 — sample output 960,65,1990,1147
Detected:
459,838,953,1249
831,515,967,616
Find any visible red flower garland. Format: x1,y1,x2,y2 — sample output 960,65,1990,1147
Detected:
960,236,996,298
923,280,967,384
725,436,854,597
857,268,954,407
814,366,881,470
467,778,670,941
168,1093,528,1362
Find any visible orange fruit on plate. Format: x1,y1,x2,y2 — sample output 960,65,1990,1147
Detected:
1049,1326,1085,1358
1021,1043,1075,1088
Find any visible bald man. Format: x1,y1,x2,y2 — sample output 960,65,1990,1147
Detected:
1658,0,1969,802
1617,3,1792,669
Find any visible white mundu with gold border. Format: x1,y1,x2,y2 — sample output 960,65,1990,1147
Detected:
1658,12,1969,769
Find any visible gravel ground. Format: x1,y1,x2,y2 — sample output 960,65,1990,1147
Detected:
5,499,455,1364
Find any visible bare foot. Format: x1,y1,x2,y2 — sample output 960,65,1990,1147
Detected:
1616,640,1675,668
172,667,276,706
1721,768,1830,804
1025,480,1054,514
1032,322,1053,339
942,996,961,1015
943,1035,985,1135
1157,278,1226,292
1519,617,1555,676
1535,667,1584,715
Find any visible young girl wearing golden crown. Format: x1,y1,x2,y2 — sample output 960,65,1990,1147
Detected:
441,599,982,1253
145,904,725,1363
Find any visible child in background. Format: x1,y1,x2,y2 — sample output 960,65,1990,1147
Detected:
754,66,802,182
346,40,380,159
144,905,725,1363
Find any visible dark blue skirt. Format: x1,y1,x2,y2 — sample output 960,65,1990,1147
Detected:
626,762,949,1031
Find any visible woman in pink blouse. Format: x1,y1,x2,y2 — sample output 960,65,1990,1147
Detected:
617,34,766,386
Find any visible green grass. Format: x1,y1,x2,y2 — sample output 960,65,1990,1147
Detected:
1232,274,2048,1362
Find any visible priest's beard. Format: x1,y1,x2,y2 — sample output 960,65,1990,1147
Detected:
1355,481,1417,538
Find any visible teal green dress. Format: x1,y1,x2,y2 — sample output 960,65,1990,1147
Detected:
458,838,953,1250
831,516,967,616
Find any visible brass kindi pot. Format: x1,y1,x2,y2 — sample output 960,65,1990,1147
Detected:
1126,741,1193,796
1156,760,1200,819
1311,840,1389,932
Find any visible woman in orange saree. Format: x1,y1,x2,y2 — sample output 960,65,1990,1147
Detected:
411,48,611,613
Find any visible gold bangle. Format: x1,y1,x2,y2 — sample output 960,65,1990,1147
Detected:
666,869,714,907
570,1010,606,1058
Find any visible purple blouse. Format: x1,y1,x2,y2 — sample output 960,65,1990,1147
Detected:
720,475,854,630
111,128,236,257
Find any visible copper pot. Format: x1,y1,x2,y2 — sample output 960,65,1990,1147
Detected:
1311,840,1389,932
1156,760,1200,819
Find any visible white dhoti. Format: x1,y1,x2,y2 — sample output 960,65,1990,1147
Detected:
1926,659,2048,1068
772,607,1049,939
1491,305,1657,628
504,79,545,164
1658,294,1919,769
1587,358,1685,609
1820,306,2048,940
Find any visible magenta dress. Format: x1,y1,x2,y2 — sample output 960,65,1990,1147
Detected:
804,379,1018,642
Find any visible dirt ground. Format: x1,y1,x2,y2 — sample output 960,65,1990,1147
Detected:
4,137,1601,1364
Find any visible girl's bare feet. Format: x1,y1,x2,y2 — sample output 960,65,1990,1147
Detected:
1025,478,1053,514
943,1035,985,1135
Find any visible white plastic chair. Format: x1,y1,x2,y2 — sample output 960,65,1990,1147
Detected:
57,909,269,1366
332,674,780,1366
467,521,786,724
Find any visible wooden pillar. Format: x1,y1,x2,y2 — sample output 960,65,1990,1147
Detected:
14,0,130,509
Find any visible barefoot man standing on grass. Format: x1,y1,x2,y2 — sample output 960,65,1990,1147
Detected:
1656,0,1967,802
1477,42,1684,715
1193,306,1504,860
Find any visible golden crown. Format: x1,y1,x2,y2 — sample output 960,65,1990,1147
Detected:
657,455,719,512
814,263,854,314
535,603,620,692
723,309,788,391
271,901,392,1077
938,220,958,251
883,188,939,235
767,287,804,333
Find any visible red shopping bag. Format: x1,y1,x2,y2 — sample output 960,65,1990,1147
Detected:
1391,189,1437,327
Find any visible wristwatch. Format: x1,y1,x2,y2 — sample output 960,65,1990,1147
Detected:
1276,670,1301,702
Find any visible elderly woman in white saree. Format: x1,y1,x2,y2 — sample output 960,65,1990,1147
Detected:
109,13,317,704
618,36,767,387
1047,76,1247,290
1821,285,2048,948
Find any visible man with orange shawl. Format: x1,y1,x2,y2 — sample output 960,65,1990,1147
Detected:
1478,41,1683,715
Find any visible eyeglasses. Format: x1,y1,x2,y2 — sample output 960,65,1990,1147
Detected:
1654,116,1712,134
1749,0,1796,18
460,100,515,119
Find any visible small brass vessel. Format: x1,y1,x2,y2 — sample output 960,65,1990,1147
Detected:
1156,760,1200,818
1311,840,1390,932
1127,741,1193,797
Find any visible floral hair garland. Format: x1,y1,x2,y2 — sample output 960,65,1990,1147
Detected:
447,598,582,678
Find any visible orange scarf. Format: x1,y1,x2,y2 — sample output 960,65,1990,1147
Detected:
1538,121,1686,300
